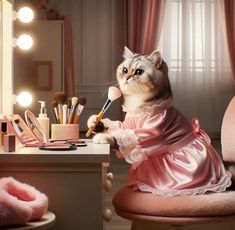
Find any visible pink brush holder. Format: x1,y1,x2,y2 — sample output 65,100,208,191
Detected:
51,124,79,140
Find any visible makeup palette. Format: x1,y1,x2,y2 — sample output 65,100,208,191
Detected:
4,111,79,151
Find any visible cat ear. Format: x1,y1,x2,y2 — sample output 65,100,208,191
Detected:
123,46,134,59
147,50,163,69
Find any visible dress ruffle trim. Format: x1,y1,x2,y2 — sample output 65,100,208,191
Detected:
133,172,232,197
122,97,172,115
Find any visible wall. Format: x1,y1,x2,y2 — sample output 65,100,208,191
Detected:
54,0,125,130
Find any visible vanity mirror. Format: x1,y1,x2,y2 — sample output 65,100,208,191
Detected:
13,0,124,130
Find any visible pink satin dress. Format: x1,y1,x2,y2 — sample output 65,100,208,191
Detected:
103,98,231,196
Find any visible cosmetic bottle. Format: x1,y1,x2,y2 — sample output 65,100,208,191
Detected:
37,101,50,140
0,121,7,148
3,134,15,152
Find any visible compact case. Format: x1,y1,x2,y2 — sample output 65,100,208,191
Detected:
4,111,79,151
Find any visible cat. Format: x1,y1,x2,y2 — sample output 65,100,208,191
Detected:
87,47,231,196
88,47,172,146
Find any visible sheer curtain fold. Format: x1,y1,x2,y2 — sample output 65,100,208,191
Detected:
158,0,234,136
125,0,166,54
218,0,235,78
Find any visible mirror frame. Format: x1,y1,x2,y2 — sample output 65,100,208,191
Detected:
0,0,13,115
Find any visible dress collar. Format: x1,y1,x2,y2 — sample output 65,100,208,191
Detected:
122,97,172,114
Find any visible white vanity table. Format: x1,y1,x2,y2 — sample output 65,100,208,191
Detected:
0,140,110,230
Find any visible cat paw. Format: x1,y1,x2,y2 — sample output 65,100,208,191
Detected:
87,115,106,132
93,133,115,146
87,115,97,128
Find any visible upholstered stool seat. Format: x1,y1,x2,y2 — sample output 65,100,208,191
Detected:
113,187,235,229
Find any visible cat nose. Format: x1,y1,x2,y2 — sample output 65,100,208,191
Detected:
125,75,132,81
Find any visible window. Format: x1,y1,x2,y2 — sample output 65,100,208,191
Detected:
158,0,231,73
157,0,234,136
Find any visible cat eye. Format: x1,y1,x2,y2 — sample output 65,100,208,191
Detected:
134,69,144,76
122,67,128,74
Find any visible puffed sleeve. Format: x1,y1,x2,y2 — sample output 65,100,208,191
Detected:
103,110,167,167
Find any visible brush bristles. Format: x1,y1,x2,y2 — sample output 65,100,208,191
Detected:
79,97,87,106
108,86,122,101
53,92,66,104
71,97,78,107
51,100,58,107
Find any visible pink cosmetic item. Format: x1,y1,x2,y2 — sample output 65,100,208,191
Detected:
86,86,122,137
51,124,79,140
3,134,15,152
0,121,7,147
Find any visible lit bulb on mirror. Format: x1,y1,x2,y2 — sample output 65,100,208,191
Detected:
14,92,33,107
17,7,34,23
16,34,33,50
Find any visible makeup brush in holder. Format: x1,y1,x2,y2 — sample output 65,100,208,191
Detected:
53,92,67,124
86,86,122,137
73,97,87,124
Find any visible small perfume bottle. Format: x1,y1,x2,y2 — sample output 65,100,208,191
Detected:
0,121,7,147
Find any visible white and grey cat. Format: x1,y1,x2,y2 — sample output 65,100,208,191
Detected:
87,47,172,146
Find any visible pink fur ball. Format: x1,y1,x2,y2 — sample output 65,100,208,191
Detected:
0,177,48,227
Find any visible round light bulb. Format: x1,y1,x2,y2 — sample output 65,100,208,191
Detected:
17,92,33,107
17,34,33,50
18,7,34,23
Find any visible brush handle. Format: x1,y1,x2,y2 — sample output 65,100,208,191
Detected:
53,107,60,124
58,104,63,124
86,111,104,137
67,106,76,124
73,105,84,124
62,106,67,124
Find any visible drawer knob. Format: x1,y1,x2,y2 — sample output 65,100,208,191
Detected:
103,179,112,192
106,172,114,181
103,208,112,221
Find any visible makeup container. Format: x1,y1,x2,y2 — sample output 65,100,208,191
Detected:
3,134,15,152
0,121,7,147
51,124,79,141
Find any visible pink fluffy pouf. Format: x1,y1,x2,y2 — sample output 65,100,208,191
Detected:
0,177,48,227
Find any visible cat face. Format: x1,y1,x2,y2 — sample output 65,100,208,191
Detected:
116,47,172,102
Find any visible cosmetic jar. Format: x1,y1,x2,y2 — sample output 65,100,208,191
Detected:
51,124,79,140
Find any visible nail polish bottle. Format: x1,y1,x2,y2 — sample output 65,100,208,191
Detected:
3,134,16,152
0,121,7,148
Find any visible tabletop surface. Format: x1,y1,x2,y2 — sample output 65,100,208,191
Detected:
0,139,110,164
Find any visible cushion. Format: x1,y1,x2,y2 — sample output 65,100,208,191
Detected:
221,96,235,162
113,187,235,217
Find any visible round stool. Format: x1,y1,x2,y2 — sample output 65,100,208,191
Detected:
113,187,235,230
4,212,56,230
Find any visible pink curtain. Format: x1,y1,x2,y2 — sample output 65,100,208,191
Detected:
125,0,166,54
64,17,75,97
219,0,235,78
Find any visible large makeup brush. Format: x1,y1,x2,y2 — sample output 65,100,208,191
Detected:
86,86,121,137
67,96,79,124
53,92,66,124
73,97,87,124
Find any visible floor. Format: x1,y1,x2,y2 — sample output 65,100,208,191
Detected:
103,139,223,230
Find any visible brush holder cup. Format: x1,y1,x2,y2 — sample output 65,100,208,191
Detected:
51,124,79,141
